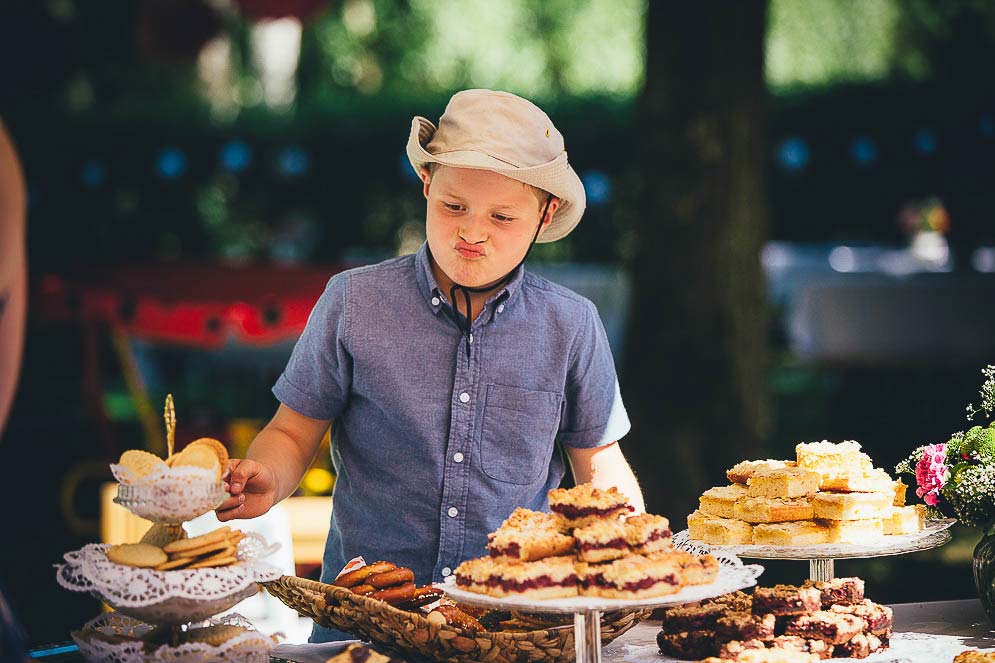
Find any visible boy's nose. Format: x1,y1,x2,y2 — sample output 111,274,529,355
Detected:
458,215,488,243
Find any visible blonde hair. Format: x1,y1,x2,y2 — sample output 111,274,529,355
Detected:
425,163,550,209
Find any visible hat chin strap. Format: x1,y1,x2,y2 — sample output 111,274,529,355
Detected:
448,195,554,358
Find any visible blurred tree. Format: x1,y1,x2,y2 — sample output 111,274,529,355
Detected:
622,1,770,517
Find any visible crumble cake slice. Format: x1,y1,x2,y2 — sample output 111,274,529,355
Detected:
573,518,628,563
623,513,672,555
454,555,579,599
548,483,633,528
752,584,822,616
578,553,685,599
801,577,865,607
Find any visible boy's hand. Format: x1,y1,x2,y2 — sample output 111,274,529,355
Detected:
216,458,278,521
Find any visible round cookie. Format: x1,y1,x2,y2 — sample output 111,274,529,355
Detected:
118,450,167,480
107,543,168,568
169,445,221,478
187,437,229,470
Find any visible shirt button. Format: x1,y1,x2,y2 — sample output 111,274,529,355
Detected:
497,304,505,313
453,452,464,463
441,567,452,577
431,296,441,306
447,507,459,518
468,333,474,344
459,392,470,404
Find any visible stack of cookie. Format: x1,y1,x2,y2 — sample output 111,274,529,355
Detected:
455,483,719,601
105,526,244,571
688,441,925,546
658,577,893,661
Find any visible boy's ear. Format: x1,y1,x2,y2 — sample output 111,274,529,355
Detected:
541,196,561,228
419,167,432,199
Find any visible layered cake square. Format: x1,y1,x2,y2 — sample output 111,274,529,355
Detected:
733,496,814,523
578,553,685,599
548,483,633,528
623,513,672,555
664,550,720,585
795,440,873,473
747,466,821,499
453,555,578,599
715,611,776,641
700,484,750,519
829,599,893,635
783,611,866,645
688,510,754,545
659,602,728,634
802,577,865,607
821,517,884,544
752,584,822,616
811,491,892,521
882,505,925,535
819,467,895,493
752,521,829,546
486,525,576,562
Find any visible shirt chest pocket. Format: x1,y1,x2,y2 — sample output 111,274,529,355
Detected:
478,383,563,485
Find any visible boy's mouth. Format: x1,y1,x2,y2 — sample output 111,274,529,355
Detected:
455,242,485,258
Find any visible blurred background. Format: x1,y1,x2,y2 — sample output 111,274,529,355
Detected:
1,0,995,648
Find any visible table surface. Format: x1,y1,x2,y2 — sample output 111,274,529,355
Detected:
28,599,995,662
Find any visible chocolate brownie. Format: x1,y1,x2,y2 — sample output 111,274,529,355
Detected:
752,585,822,616
716,611,776,641
783,611,865,645
656,629,718,659
802,577,865,607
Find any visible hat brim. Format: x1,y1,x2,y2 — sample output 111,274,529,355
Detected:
405,116,585,243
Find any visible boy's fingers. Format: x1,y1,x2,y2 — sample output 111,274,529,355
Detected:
226,459,257,494
217,493,246,511
216,503,245,522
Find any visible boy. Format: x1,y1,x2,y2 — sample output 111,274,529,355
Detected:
217,89,643,642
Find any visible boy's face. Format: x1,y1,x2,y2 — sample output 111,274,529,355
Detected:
421,166,559,289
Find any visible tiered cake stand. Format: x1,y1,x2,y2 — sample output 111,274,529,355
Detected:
55,467,283,662
674,519,956,582
437,551,765,663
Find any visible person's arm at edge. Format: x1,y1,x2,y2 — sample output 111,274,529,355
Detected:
216,403,331,520
565,441,646,514
0,120,27,437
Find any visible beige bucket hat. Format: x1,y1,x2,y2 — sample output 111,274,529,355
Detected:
405,89,586,243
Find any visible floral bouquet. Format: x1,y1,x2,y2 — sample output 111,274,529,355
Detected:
896,366,995,532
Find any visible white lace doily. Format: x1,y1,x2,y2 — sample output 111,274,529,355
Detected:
71,612,281,663
436,551,764,614
111,466,227,523
674,518,956,560
55,533,281,625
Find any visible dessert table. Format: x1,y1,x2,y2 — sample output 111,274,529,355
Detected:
27,599,995,661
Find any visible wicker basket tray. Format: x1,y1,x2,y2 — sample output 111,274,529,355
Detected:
263,575,650,663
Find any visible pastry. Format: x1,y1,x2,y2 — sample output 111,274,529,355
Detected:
548,483,633,528
454,555,578,599
727,459,797,484
623,513,672,555
795,440,873,473
747,466,821,498
752,521,829,546
573,519,628,563
811,492,892,520
821,518,884,544
687,510,754,545
819,467,895,493
733,496,814,523
752,584,822,616
578,553,685,599
882,505,925,535
700,484,750,519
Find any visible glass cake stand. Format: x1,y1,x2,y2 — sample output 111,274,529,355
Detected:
436,553,764,663
674,519,956,581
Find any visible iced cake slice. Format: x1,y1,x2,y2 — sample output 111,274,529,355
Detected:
795,440,873,472
574,519,628,563
454,555,578,599
687,510,754,545
578,553,684,599
727,459,797,484
752,521,830,546
747,466,821,498
752,584,822,616
819,467,895,493
802,577,865,607
624,513,672,555
733,496,814,523
700,484,750,519
811,492,892,521
548,483,633,528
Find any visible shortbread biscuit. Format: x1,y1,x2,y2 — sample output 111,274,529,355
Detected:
747,467,820,498
752,521,830,546
733,496,814,523
186,437,229,470
811,491,892,521
700,484,749,519
727,459,796,484
163,527,231,554
107,543,168,568
118,449,168,480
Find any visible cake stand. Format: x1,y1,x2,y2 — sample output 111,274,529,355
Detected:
437,552,764,663
674,518,956,581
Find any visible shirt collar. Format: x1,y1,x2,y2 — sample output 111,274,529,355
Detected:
414,241,526,316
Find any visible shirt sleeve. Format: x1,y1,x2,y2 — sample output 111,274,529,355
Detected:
558,298,631,448
272,273,352,420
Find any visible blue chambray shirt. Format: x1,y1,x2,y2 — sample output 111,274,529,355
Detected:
273,242,630,642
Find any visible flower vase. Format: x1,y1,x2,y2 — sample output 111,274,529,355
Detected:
973,530,995,626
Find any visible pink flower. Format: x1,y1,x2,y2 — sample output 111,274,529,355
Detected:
915,443,949,505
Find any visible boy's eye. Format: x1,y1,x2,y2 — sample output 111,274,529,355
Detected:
442,202,463,212
494,214,513,223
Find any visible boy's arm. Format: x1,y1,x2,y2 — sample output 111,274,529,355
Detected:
217,403,330,520
565,442,646,514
